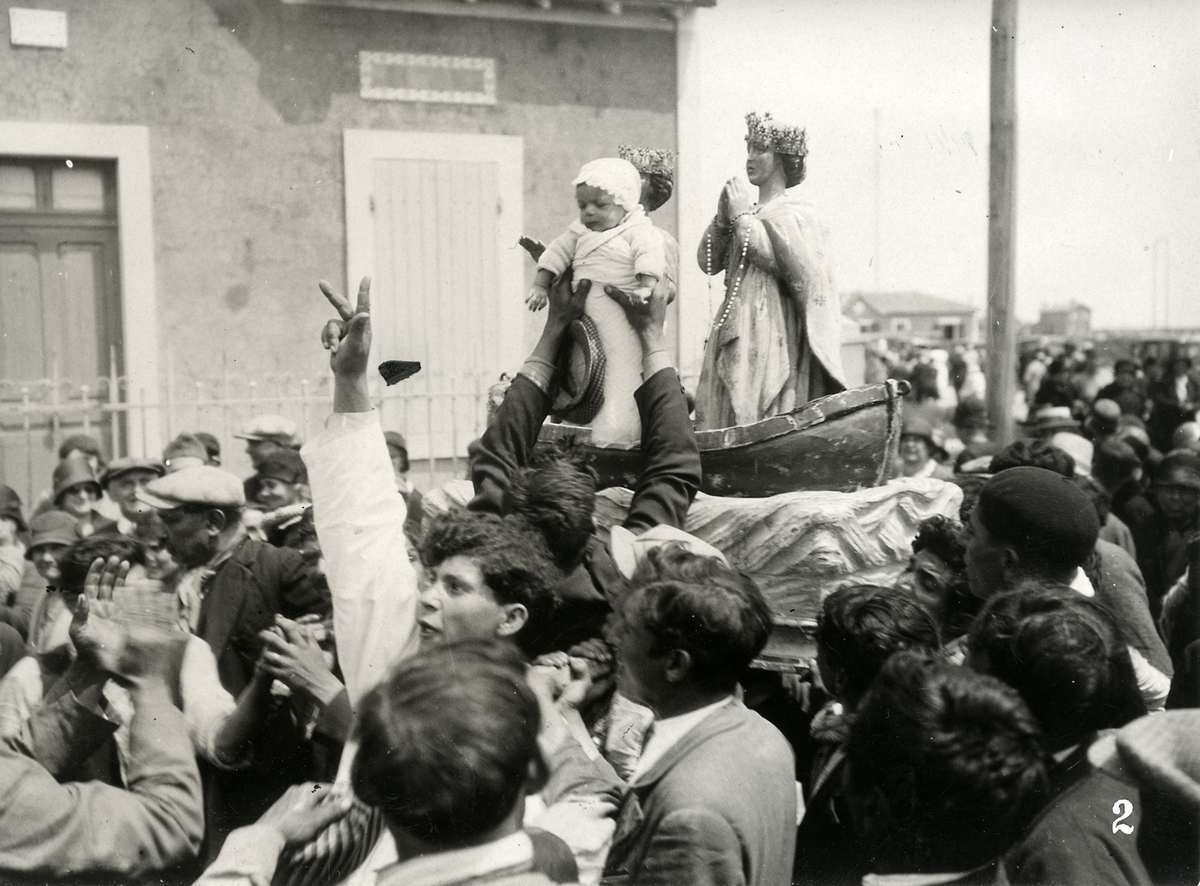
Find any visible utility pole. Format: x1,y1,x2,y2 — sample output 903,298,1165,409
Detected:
873,106,882,291
986,0,1018,444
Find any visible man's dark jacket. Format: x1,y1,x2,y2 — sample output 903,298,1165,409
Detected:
198,537,330,696
467,368,701,651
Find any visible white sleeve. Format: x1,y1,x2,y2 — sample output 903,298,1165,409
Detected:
301,411,419,707
1127,646,1171,713
536,226,583,278
180,637,240,767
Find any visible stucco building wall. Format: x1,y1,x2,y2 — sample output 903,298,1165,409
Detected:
0,0,678,382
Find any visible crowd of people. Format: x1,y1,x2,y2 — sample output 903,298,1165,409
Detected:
0,268,1198,885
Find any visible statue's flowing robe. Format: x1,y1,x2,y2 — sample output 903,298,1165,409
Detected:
695,188,845,429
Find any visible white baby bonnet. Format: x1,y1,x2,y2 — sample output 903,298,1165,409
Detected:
572,158,643,212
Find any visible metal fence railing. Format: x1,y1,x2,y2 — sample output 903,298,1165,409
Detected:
0,356,495,506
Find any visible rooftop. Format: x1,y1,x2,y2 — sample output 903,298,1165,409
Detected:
283,0,716,29
845,290,978,317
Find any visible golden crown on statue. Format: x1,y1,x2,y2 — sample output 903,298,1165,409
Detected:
745,111,808,157
618,145,675,178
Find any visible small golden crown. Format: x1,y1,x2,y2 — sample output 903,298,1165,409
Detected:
745,111,807,157
618,145,675,178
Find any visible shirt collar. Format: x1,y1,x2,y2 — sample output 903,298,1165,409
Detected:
632,696,733,781
1069,567,1095,598
376,831,533,886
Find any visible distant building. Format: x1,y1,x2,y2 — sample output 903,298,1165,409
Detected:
843,291,980,344
1035,302,1093,338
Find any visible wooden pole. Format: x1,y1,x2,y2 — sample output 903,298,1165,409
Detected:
987,0,1018,444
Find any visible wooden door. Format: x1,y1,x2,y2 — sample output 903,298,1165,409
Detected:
0,159,121,502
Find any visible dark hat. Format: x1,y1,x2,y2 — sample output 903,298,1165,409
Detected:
383,431,408,454
551,316,607,426
1088,399,1122,437
1155,450,1200,491
162,433,210,473
100,456,165,489
193,432,222,465
977,466,1100,569
901,416,948,461
137,465,246,510
256,449,307,486
952,397,990,432
0,485,27,533
52,455,101,505
1022,406,1080,435
57,433,102,461
1094,439,1141,471
25,510,79,557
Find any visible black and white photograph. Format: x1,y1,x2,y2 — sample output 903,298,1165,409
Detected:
0,0,1198,883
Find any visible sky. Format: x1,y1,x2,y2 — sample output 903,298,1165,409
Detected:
678,0,1200,332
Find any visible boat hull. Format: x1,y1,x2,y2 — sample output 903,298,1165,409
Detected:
536,379,908,496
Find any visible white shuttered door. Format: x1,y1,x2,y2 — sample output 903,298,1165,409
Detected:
345,131,524,461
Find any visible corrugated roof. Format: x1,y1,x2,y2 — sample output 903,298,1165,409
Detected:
844,290,978,317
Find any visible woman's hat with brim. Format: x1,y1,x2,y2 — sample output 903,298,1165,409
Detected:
52,455,101,505
952,397,990,432
1022,406,1080,435
25,510,80,558
0,485,27,533
901,416,949,461
551,316,607,426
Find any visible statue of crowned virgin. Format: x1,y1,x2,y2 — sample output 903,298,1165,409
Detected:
694,112,846,430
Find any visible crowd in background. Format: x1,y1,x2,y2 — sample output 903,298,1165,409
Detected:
0,276,1199,886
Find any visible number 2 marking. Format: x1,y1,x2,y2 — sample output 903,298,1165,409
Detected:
1112,799,1134,835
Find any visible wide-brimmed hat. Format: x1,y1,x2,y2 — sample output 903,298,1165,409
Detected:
100,456,165,489
25,510,79,557
234,414,300,448
901,416,949,461
551,316,607,426
0,485,26,533
52,455,101,505
1022,406,1080,435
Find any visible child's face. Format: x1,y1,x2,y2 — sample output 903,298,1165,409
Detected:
575,184,625,232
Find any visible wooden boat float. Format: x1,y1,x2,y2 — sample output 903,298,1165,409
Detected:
537,379,910,497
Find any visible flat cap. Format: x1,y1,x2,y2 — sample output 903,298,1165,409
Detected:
383,431,408,453
137,465,246,511
235,414,300,447
256,449,307,485
100,456,165,488
978,466,1099,569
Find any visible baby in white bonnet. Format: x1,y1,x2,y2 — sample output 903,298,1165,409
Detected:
527,158,666,445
